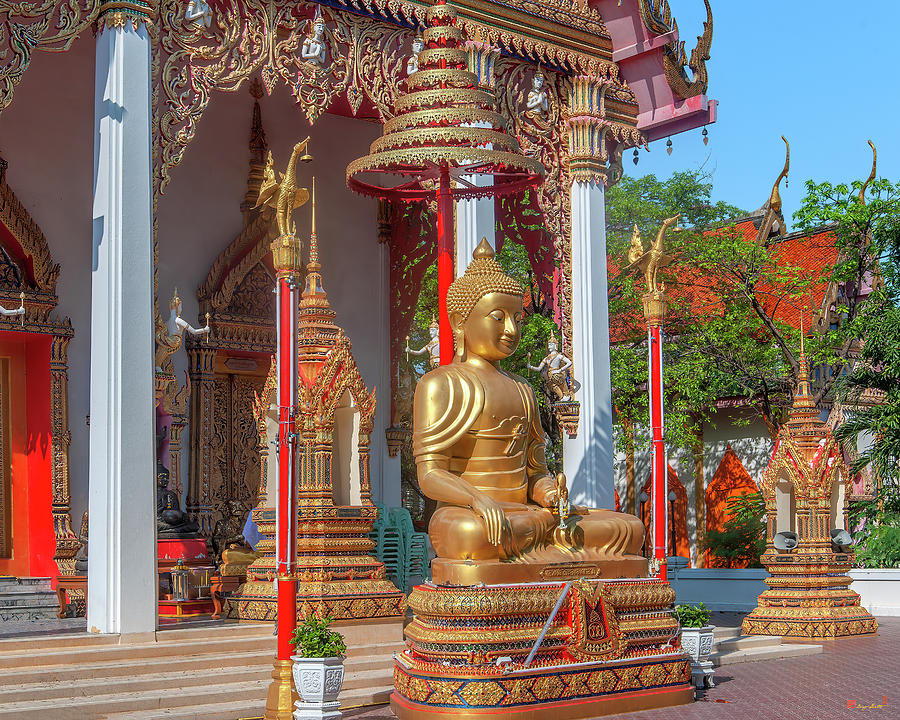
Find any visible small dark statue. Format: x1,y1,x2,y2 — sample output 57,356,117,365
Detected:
74,510,89,573
156,462,200,538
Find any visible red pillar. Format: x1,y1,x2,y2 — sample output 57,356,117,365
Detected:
436,163,454,366
275,274,298,660
648,322,668,581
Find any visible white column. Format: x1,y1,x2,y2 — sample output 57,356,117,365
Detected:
564,178,615,509
455,176,494,276
87,17,157,635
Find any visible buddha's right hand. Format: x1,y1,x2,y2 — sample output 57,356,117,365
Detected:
470,493,511,547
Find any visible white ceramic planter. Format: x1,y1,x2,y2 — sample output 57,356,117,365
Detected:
291,655,345,720
680,625,715,661
680,625,715,689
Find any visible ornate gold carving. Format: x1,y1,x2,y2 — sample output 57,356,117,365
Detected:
569,580,625,661
395,579,691,716
50,334,79,572
0,0,99,115
209,370,265,537
155,0,654,193
156,0,412,192
494,60,573,353
566,75,643,187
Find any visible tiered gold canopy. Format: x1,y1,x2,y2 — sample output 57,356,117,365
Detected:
346,0,543,199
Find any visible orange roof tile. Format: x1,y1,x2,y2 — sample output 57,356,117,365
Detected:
609,217,840,343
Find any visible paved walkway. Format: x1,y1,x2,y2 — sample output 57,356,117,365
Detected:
342,617,899,720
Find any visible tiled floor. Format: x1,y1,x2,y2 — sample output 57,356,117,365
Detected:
343,617,899,720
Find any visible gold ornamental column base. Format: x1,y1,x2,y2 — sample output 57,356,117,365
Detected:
264,658,297,720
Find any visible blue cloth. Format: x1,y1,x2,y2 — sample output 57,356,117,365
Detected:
242,512,262,549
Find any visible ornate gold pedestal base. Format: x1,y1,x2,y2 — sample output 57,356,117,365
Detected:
227,507,405,622
743,551,878,639
392,579,692,719
264,658,298,720
431,556,648,586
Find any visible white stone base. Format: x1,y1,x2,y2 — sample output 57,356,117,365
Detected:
294,700,342,720
691,659,715,689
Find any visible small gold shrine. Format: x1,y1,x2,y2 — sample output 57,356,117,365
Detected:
742,342,877,638
227,187,404,622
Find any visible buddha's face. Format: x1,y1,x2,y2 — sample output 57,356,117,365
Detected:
457,292,523,362
412,39,424,54
313,20,325,38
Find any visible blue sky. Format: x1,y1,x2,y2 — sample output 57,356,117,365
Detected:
628,1,896,227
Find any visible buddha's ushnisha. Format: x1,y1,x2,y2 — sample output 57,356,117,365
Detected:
414,240,645,583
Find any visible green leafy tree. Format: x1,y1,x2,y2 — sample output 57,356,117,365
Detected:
834,205,900,567
607,164,900,456
834,220,900,487
703,492,766,568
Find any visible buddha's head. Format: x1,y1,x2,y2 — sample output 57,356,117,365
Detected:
412,37,424,54
547,334,558,354
532,71,545,90
447,239,523,362
156,462,170,489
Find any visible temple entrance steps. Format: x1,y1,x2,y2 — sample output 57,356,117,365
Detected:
0,619,403,719
709,626,823,666
0,577,59,622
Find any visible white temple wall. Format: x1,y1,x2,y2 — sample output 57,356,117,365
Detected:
0,36,96,528
155,85,396,504
612,407,773,564
701,408,772,485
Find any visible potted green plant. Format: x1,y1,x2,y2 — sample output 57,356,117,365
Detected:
676,602,715,689
290,615,347,718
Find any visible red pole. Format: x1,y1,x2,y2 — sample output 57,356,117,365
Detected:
275,274,298,660
648,322,668,581
436,163,454,365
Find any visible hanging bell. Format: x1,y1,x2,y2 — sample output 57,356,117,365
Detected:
666,138,673,156
702,127,709,146
633,148,639,166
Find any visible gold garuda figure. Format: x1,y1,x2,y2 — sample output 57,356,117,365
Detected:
413,240,645,585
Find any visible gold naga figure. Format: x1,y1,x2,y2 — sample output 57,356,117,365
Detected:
254,137,313,237
413,239,646,585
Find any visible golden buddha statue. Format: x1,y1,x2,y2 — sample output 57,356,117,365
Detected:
414,240,646,585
